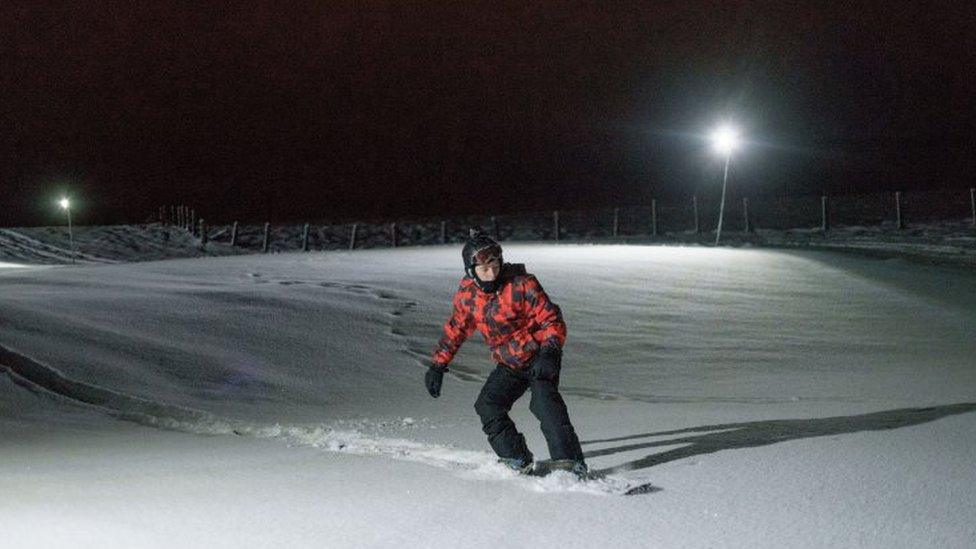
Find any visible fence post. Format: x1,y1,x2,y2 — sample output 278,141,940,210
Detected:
821,195,830,233
612,208,619,237
190,209,196,236
230,221,238,247
693,195,700,234
177,205,183,229
390,222,398,247
440,221,447,244
349,223,358,250
970,188,975,227
651,199,658,236
821,195,830,232
492,216,500,240
200,219,207,249
743,198,751,233
553,211,560,241
262,222,271,253
895,191,905,229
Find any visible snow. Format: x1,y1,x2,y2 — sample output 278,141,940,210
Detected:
1,232,975,547
4,217,976,268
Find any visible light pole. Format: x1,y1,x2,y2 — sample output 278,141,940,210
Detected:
711,125,739,245
59,197,75,263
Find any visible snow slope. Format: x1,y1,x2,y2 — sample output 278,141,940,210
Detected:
0,225,244,265
1,244,975,547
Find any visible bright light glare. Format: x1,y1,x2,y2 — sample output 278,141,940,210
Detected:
59,197,70,210
711,126,739,155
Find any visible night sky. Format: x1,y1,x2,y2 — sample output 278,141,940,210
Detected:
2,1,974,226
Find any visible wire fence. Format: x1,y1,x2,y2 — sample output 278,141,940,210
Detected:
158,188,976,252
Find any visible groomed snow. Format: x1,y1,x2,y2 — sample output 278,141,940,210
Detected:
1,243,974,547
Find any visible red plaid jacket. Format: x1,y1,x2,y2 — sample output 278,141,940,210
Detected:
432,264,566,370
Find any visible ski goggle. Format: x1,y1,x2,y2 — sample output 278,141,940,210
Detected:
472,245,502,266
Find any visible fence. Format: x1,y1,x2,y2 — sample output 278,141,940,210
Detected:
157,188,976,252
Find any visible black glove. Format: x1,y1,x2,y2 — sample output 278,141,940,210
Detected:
425,364,449,398
529,345,562,381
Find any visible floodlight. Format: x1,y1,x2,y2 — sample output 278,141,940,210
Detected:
711,126,739,156
709,124,743,245
57,196,75,262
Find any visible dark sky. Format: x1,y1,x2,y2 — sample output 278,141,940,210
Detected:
2,1,974,226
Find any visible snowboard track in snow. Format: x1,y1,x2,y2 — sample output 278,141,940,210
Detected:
241,274,807,406
0,342,655,496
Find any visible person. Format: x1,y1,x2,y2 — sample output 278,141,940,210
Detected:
425,228,587,477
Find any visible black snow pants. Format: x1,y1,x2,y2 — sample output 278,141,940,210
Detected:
473,363,584,463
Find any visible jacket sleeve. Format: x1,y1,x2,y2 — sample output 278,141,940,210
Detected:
523,275,566,349
431,286,475,367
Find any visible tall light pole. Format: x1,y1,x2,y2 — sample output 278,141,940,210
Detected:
711,125,739,246
59,197,75,263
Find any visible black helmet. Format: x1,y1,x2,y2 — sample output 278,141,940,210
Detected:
462,227,503,292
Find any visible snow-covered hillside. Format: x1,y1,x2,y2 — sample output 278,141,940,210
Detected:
3,216,975,268
1,240,975,547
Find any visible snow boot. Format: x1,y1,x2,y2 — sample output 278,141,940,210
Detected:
545,459,589,479
498,456,534,474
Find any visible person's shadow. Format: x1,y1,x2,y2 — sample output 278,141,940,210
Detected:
585,403,976,478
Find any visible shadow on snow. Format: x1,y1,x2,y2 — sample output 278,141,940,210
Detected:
584,403,976,476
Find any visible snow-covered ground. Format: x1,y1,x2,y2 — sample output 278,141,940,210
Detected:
1,233,975,547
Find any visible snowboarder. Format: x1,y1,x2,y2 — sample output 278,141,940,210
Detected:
425,228,587,477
